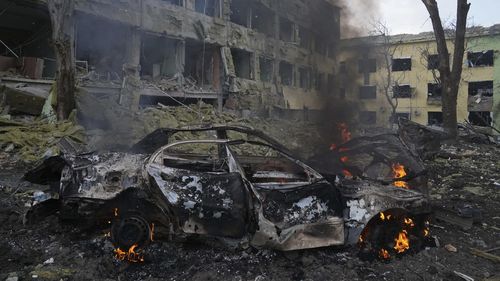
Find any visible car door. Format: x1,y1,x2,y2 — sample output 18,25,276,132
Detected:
146,140,250,238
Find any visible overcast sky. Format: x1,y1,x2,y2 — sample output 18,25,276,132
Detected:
345,0,499,35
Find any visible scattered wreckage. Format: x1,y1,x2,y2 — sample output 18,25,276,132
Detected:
25,125,431,261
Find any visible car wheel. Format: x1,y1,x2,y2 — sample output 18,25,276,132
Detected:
111,214,151,250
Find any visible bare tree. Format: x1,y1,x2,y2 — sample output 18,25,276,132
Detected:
422,0,470,138
47,0,76,120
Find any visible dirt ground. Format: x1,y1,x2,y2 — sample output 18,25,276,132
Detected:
0,140,499,281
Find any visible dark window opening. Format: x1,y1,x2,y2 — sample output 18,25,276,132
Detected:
469,81,493,97
279,17,294,42
315,73,326,92
392,58,412,71
252,3,275,37
298,67,311,89
299,26,313,50
279,61,293,86
393,84,411,98
467,50,494,67
259,57,273,82
358,58,376,73
428,54,439,70
230,0,249,27
428,112,443,126
161,0,182,6
359,111,376,125
339,61,346,74
359,85,376,99
195,0,220,17
427,83,442,98
468,111,492,127
140,34,180,79
231,48,253,79
315,35,328,56
395,112,410,122
185,40,221,88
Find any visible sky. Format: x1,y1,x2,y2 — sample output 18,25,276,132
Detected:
345,0,499,36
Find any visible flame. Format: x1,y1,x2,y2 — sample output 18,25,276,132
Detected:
114,244,145,263
343,169,353,178
114,208,119,217
424,228,430,237
404,218,415,227
394,230,410,253
340,156,348,163
392,163,409,189
338,123,352,143
380,212,386,220
379,248,391,259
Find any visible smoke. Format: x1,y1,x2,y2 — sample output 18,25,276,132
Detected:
335,0,382,38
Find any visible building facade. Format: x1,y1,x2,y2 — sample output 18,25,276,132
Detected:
0,0,340,114
338,25,500,132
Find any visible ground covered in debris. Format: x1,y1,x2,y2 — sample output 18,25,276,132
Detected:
0,138,499,281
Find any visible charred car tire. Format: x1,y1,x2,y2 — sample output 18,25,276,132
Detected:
111,214,151,250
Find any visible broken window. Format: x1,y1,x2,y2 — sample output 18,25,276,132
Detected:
231,48,253,79
427,54,439,70
468,111,492,127
299,26,313,50
359,111,376,125
279,17,294,42
358,58,376,73
195,0,221,17
395,112,410,121
359,85,376,99
140,34,180,79
427,83,442,99
393,84,411,98
468,81,493,97
163,141,227,173
259,57,273,82
298,67,311,89
392,58,412,72
230,0,250,27
185,40,221,88
467,50,494,67
252,3,275,37
427,112,443,126
279,61,293,86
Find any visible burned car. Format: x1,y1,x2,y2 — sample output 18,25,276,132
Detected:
25,126,431,259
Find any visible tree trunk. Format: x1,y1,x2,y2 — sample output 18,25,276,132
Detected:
47,0,76,120
422,0,470,139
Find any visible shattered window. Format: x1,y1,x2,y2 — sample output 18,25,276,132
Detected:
252,3,275,37
230,0,249,27
231,49,253,79
427,112,443,126
427,83,442,98
427,54,439,70
279,61,294,86
259,57,274,82
467,50,494,67
468,111,492,127
195,0,220,17
299,26,313,50
468,81,493,97
299,67,312,89
279,17,294,42
393,85,411,98
162,142,228,173
392,58,412,72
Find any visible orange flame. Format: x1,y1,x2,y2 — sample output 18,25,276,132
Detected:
379,248,391,259
404,218,415,227
114,244,145,263
392,163,409,189
343,169,353,178
394,230,410,253
114,208,119,217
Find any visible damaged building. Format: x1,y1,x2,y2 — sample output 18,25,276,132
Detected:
0,0,340,116
337,25,500,133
